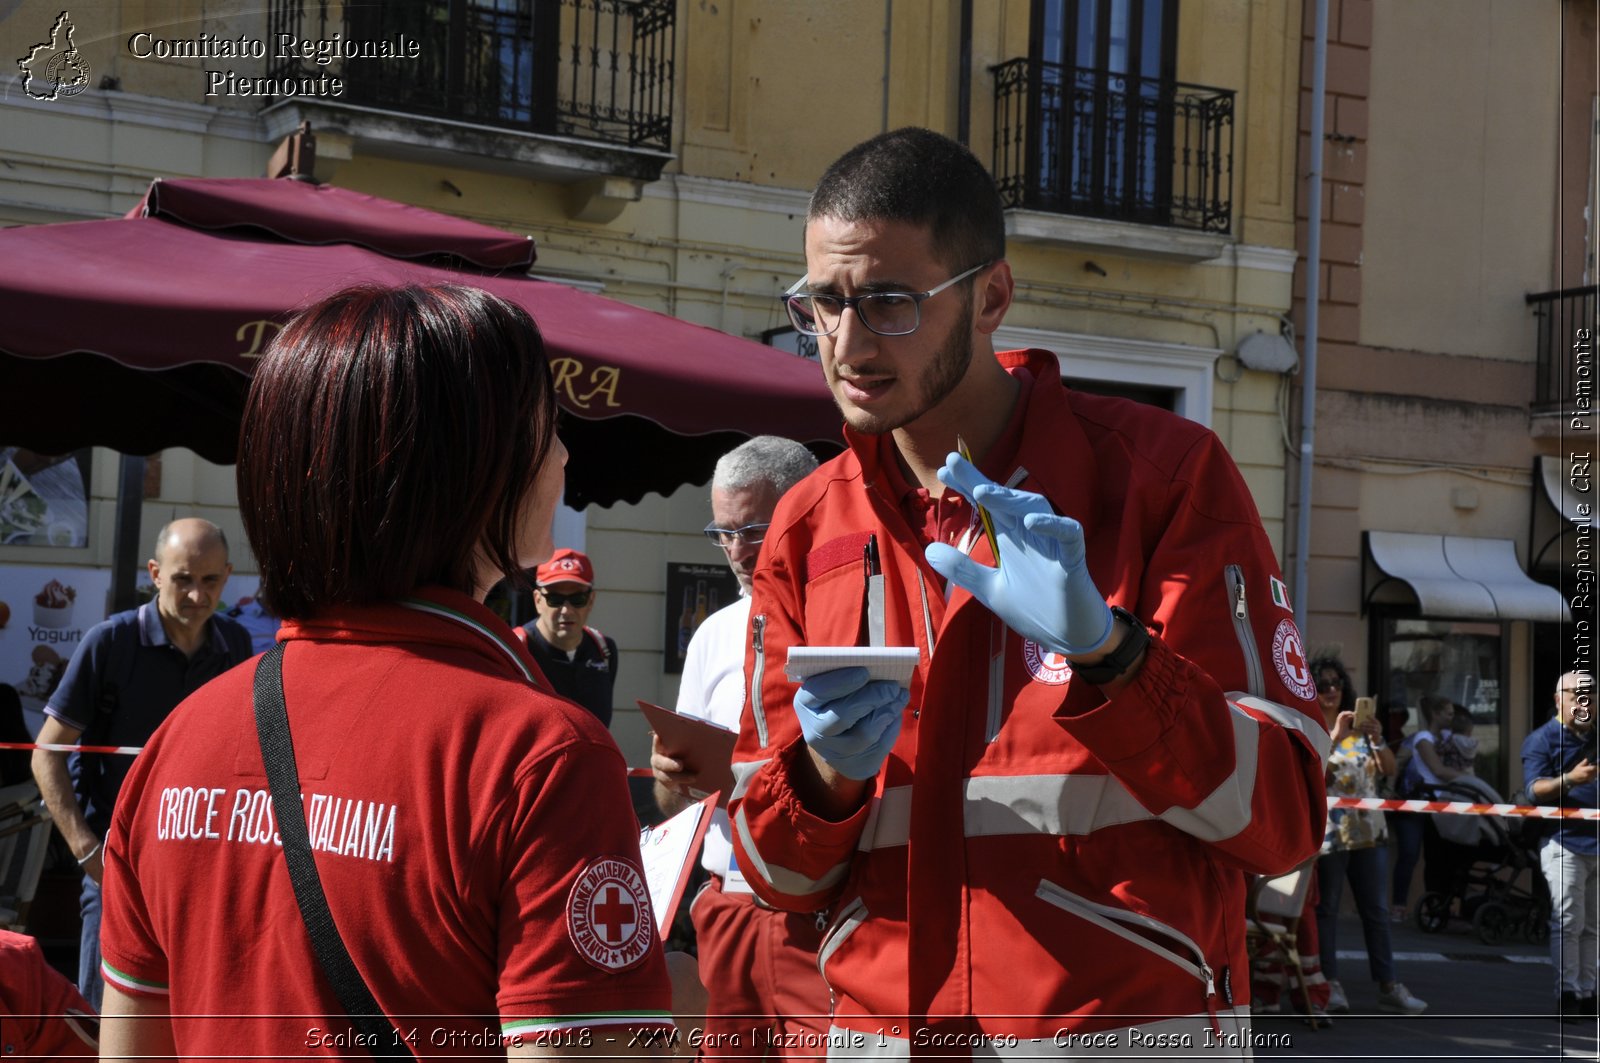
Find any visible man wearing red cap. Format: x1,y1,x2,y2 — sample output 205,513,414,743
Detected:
521,548,618,726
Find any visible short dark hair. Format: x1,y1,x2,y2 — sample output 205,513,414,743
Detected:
238,285,557,619
808,127,1004,272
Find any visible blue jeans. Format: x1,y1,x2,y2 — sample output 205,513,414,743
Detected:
1316,845,1396,984
79,874,103,1010
1390,811,1425,908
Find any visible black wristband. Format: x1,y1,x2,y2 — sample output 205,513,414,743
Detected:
1073,607,1150,686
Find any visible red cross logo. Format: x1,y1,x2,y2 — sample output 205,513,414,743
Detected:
1272,619,1317,700
593,885,637,944
1022,639,1073,685
1283,638,1307,684
567,857,653,971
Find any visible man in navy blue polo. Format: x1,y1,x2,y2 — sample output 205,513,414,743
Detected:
31,518,252,1008
1522,670,1599,1022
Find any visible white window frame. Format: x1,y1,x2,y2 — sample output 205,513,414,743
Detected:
992,325,1222,426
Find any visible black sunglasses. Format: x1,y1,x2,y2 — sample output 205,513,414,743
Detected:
538,589,592,608
1315,678,1343,693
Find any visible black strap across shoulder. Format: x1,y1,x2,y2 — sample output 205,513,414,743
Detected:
253,642,415,1059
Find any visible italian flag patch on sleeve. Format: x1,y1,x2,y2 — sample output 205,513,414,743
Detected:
1269,576,1291,611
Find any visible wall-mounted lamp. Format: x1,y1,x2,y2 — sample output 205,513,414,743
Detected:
1234,330,1300,374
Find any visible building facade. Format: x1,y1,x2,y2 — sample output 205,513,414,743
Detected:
1288,0,1596,797
2,0,1307,765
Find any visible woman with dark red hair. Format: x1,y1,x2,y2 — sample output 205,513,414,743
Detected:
98,286,674,1057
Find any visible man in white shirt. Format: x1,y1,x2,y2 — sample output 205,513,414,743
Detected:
652,436,821,1058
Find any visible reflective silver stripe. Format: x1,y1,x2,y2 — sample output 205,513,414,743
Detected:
751,613,770,747
1035,878,1213,992
1155,706,1259,842
964,702,1264,843
916,572,936,651
1231,691,1333,763
985,617,1007,742
732,803,851,896
825,1010,1255,1061
729,758,770,803
816,896,868,981
858,785,912,850
1223,564,1266,698
965,774,1153,837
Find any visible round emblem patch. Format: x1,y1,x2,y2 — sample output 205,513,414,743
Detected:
567,856,654,972
1271,619,1316,701
1022,639,1074,686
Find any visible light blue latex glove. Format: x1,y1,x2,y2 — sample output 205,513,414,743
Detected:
924,452,1113,656
793,666,909,781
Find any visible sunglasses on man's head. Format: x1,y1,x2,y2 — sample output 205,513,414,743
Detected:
538,589,592,608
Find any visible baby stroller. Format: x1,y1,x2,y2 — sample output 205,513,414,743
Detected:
1411,775,1551,945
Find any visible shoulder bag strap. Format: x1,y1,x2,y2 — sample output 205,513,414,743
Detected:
253,642,414,1059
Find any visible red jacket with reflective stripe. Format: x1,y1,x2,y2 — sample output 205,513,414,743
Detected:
729,350,1328,1042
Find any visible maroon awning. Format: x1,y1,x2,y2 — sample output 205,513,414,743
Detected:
0,179,839,508
134,177,538,270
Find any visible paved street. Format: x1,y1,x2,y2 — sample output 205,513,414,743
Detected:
1255,910,1598,1061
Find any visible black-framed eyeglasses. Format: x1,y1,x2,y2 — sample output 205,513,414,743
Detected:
703,522,770,547
780,261,991,338
538,589,592,608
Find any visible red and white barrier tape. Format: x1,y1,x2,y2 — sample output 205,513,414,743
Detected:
2,743,1594,820
1330,795,1600,821
0,741,145,755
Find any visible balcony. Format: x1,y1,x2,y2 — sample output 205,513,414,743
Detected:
1528,284,1597,418
990,58,1234,260
264,0,675,200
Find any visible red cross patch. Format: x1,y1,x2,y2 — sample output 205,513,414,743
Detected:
1272,619,1316,701
1022,639,1074,686
567,856,654,972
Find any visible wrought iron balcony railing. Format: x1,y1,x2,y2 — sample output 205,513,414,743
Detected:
1528,285,1598,412
267,0,675,152
990,57,1234,233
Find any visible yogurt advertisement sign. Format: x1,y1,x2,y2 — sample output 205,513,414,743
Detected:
0,566,113,731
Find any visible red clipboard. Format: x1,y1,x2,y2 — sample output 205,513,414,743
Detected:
639,792,718,935
637,699,737,807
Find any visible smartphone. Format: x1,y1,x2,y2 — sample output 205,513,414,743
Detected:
1354,696,1377,727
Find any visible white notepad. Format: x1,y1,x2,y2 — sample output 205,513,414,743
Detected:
785,645,920,685
638,793,717,935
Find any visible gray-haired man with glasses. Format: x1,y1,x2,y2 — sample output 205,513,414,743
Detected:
652,435,823,1057
730,127,1326,1054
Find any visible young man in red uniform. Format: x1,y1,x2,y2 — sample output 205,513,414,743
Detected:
728,129,1329,1056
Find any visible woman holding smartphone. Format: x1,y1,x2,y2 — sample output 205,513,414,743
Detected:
1312,654,1428,1017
